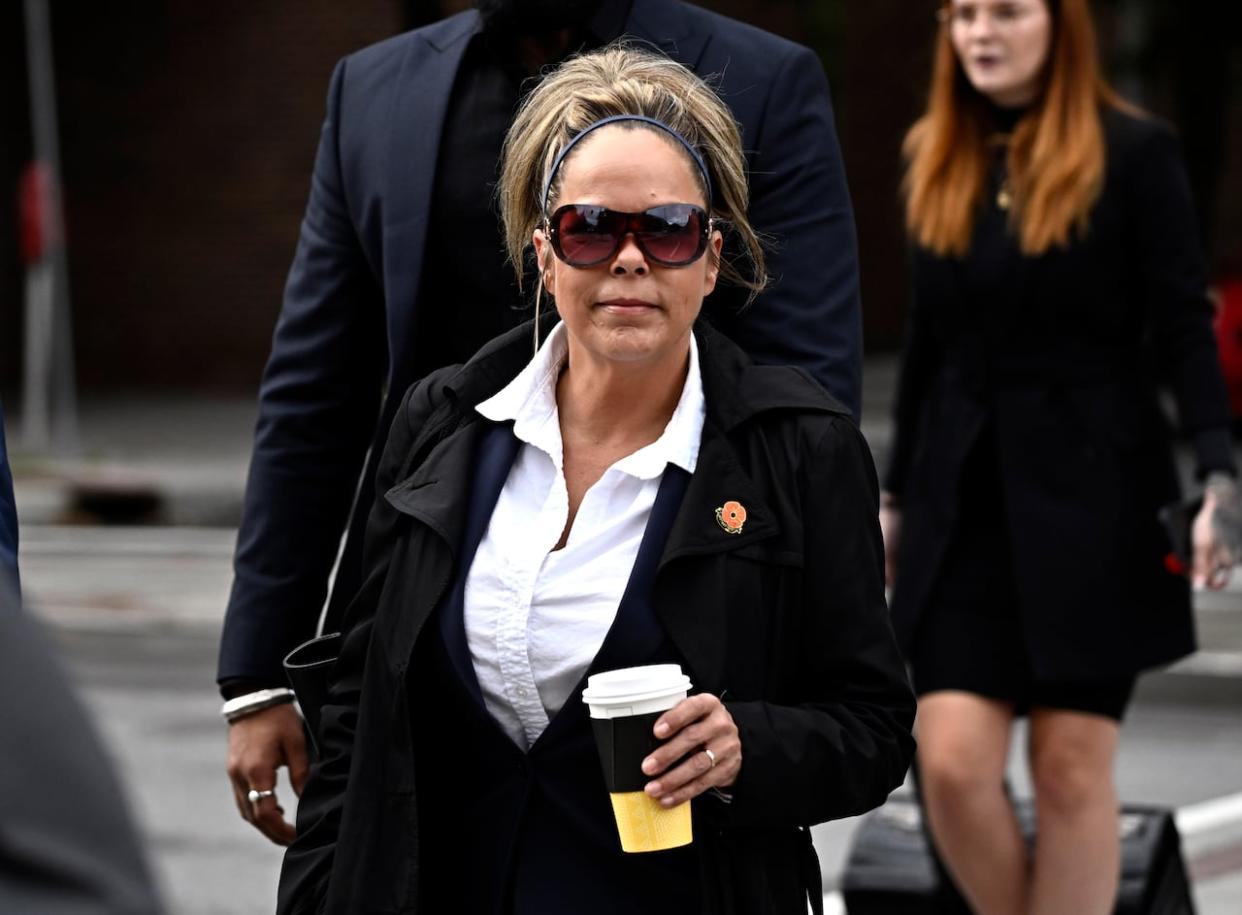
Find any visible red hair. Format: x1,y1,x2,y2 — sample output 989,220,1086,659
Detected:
904,0,1130,257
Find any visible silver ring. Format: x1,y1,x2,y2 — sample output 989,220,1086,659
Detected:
704,748,717,769
247,788,276,804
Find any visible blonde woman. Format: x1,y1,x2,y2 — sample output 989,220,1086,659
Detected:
884,1,1239,913
277,45,914,915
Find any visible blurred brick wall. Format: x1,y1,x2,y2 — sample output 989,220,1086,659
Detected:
40,2,405,392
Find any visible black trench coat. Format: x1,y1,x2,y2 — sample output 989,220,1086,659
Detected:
886,108,1237,681
278,321,915,914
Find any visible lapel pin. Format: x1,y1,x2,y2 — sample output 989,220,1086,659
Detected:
715,500,747,535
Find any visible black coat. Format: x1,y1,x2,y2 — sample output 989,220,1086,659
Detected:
278,322,915,914
886,108,1237,681
219,0,864,690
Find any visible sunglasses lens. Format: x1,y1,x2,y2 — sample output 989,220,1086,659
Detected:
554,206,622,266
550,204,707,267
636,205,705,266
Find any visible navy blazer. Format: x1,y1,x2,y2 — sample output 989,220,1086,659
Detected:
0,403,17,591
220,0,863,687
410,423,707,914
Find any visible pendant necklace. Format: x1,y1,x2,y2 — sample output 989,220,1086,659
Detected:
997,178,1013,211
989,132,1014,211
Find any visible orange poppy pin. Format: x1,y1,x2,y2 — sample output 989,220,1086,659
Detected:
715,500,747,535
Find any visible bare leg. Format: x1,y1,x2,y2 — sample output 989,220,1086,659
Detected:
1027,709,1121,915
917,691,1027,915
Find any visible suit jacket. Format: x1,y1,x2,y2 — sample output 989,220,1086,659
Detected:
885,108,1237,680
277,321,915,914
0,403,17,590
219,0,863,688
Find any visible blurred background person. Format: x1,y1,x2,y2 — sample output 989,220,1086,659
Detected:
218,0,864,847
277,44,912,915
0,575,163,915
0,403,16,589
881,0,1240,913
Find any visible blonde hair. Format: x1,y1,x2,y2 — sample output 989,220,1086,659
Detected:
498,43,767,304
904,0,1130,257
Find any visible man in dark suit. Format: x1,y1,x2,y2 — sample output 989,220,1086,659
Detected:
0,403,17,591
220,0,863,844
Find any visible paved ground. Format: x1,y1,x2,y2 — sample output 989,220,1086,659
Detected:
18,524,1242,914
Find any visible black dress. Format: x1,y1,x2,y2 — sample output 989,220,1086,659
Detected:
907,421,1136,719
889,105,1236,719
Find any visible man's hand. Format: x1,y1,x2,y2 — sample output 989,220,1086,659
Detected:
226,702,308,845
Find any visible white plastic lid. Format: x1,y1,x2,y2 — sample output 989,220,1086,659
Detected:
581,664,692,707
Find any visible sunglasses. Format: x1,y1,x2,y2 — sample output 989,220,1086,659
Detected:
545,203,711,268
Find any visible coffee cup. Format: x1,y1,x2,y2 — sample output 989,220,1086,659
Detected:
582,664,694,853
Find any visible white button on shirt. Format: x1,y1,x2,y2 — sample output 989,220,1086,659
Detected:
466,323,705,750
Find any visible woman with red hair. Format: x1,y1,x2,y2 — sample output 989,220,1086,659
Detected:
883,1,1240,912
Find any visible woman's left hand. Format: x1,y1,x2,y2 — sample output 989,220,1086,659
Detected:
1192,476,1241,590
641,693,742,807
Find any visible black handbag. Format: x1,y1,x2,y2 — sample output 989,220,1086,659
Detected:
282,632,342,754
842,795,1195,914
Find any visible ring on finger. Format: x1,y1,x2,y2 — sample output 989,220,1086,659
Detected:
247,788,277,804
704,747,717,769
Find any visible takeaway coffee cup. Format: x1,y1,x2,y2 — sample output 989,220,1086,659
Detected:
582,664,694,853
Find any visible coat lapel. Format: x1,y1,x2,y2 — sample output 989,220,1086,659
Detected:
653,420,779,690
435,423,521,705
384,415,486,551
383,13,481,374
659,420,779,569
651,322,839,688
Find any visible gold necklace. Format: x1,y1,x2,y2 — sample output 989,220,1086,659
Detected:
997,178,1013,211
989,132,1014,211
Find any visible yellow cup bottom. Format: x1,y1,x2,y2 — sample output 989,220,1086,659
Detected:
608,790,693,853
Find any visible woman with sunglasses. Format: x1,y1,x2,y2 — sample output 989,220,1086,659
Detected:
277,44,914,915
884,1,1239,912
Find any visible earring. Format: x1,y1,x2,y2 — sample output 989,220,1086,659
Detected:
534,268,554,355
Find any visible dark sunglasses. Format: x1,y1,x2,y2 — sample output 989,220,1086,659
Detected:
545,203,711,268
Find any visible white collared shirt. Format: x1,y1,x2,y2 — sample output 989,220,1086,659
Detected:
465,323,704,750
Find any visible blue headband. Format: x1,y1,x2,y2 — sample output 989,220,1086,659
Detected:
540,114,713,217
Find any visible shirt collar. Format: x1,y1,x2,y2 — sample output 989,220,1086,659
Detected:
475,322,705,479
476,322,567,465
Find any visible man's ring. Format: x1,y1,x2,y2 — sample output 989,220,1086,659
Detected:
247,788,277,804
704,748,717,768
